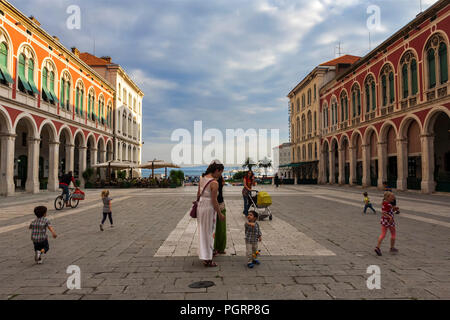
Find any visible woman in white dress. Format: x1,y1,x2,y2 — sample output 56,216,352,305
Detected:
197,160,225,267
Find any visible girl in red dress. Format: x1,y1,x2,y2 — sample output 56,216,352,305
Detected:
375,191,399,256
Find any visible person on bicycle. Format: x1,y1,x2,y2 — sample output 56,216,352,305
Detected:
59,171,77,207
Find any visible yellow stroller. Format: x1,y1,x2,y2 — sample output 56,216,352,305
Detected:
249,190,272,221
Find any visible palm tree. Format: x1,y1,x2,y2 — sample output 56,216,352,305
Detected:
258,157,272,177
242,157,256,171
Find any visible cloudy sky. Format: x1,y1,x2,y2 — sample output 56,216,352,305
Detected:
11,0,438,165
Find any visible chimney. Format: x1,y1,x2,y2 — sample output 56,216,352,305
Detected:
71,47,80,57
101,56,112,63
29,16,41,26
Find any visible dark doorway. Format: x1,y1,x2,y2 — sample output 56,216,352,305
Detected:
387,156,397,188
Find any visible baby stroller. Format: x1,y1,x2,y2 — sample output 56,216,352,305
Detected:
248,190,272,221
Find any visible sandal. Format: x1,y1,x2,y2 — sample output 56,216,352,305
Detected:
203,260,218,267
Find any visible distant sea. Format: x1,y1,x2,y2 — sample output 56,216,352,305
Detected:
141,165,242,178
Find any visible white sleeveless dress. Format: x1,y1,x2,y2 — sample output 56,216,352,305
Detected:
197,177,217,260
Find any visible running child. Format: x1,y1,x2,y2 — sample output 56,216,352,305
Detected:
29,206,57,264
383,181,400,214
363,192,376,214
100,190,113,231
374,191,399,256
245,210,262,268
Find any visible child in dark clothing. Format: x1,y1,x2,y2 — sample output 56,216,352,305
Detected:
245,210,262,268
29,206,57,264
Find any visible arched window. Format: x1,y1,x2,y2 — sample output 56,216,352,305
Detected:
425,33,448,89
351,84,361,118
301,114,306,136
18,54,31,93
296,117,300,141
331,98,338,125
88,89,96,121
75,81,84,116
60,72,71,111
98,95,105,124
123,88,127,104
323,103,329,128
314,111,317,131
41,60,58,105
0,41,13,84
400,50,419,100
307,89,311,105
380,64,394,106
307,112,312,133
340,91,348,121
302,94,305,109
17,47,38,95
118,83,121,101
296,98,300,113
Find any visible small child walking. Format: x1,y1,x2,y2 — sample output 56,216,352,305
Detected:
29,206,57,264
100,190,113,231
363,192,376,214
245,210,262,268
374,191,399,256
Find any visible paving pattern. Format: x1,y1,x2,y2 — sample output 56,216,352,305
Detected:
0,185,449,300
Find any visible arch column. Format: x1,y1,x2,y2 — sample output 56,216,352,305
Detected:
377,142,387,189
78,146,87,188
90,148,98,166
26,138,40,194
362,144,371,187
318,147,326,184
396,138,408,191
328,149,335,184
0,134,16,196
338,147,345,185
65,144,75,174
48,141,60,192
349,146,356,185
421,134,435,194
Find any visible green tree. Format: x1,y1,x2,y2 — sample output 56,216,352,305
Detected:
242,157,256,171
258,157,272,177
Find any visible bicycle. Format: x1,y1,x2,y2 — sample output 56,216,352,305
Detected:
54,187,80,210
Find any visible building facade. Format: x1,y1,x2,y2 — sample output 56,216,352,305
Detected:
287,55,359,184
0,1,137,196
319,0,450,193
273,142,292,179
78,53,144,169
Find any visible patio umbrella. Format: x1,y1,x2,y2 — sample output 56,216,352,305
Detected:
138,160,180,179
92,160,137,180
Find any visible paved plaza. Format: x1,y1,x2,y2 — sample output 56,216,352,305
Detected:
0,185,449,300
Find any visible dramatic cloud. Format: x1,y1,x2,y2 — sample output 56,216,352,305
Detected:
10,0,439,164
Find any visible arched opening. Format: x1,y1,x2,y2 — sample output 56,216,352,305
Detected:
386,125,398,188
122,143,126,161
86,135,96,168
332,139,339,184
0,110,12,195
323,141,329,183
342,137,350,184
106,140,113,161
58,128,72,177
39,123,56,190
367,130,378,186
406,120,422,190
74,132,84,180
431,112,450,192
14,117,37,191
355,134,363,185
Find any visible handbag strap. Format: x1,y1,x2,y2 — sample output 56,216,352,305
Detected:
197,178,215,201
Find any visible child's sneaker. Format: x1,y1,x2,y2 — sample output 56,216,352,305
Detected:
99,224,104,231
374,247,382,256
247,262,254,268
390,248,399,254
34,250,41,262
37,253,43,264
252,259,260,265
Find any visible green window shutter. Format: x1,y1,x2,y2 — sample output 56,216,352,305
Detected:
382,75,387,106
428,48,436,89
0,42,7,68
365,84,370,112
42,68,48,90
60,80,65,108
27,60,38,94
80,91,84,116
389,72,395,103
371,82,376,110
75,88,79,114
18,54,25,78
357,89,361,115
411,59,418,95
352,92,356,117
439,42,448,84
66,82,70,110
402,64,409,99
